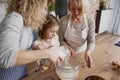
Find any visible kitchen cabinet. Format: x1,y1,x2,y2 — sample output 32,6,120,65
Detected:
95,9,113,34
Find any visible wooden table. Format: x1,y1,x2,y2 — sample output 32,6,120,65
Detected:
23,33,120,80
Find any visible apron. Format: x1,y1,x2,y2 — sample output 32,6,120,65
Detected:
0,27,34,80
64,14,88,53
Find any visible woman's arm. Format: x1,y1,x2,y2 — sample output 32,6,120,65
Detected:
85,15,96,68
85,48,94,68
87,16,96,51
0,12,24,68
58,22,76,55
0,12,61,68
16,49,49,65
58,16,68,45
58,15,76,56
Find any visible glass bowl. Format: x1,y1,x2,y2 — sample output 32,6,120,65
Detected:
56,57,80,80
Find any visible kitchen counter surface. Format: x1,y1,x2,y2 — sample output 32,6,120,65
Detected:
23,32,120,80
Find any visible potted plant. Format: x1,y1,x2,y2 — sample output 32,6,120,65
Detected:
48,0,56,16
100,0,107,10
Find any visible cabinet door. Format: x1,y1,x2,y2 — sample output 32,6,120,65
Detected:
96,9,113,34
55,0,67,18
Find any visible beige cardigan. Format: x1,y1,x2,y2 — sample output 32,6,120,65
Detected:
58,14,95,53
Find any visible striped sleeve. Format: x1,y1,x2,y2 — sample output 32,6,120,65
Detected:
58,15,69,45
0,12,23,68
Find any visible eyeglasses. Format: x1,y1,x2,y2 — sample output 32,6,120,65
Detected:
71,7,82,12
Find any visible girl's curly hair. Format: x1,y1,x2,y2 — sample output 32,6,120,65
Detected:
39,15,60,39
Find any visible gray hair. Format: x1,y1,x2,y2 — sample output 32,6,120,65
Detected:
68,0,87,13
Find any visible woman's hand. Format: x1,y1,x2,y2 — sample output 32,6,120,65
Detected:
67,46,76,56
46,47,62,67
85,49,94,68
63,42,76,56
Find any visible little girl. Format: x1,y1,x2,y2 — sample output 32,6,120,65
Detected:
33,15,60,72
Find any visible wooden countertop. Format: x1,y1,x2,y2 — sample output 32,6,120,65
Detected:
23,32,120,80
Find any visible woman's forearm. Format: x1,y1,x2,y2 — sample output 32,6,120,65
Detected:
85,48,93,55
85,48,94,68
15,49,49,65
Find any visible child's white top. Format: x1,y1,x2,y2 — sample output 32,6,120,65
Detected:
33,34,60,49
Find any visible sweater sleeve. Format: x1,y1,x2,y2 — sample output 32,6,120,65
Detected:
58,15,68,45
0,12,23,68
87,15,96,51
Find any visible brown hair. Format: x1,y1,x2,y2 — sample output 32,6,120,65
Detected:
7,0,50,30
39,15,60,39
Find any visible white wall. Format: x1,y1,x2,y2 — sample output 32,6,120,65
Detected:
107,0,120,35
